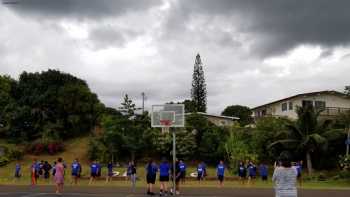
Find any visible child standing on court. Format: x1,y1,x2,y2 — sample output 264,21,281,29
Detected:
71,159,81,185
159,158,170,196
54,158,65,194
106,161,113,183
14,162,21,182
238,161,247,185
259,163,268,182
89,160,99,185
146,160,158,195
247,161,257,185
127,161,136,191
31,159,38,186
197,162,205,183
179,159,186,184
217,160,225,187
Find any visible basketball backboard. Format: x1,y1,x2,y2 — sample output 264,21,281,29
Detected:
151,104,185,128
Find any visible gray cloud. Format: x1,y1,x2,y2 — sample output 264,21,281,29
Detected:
3,0,160,20
1,0,350,115
168,0,350,57
88,25,141,49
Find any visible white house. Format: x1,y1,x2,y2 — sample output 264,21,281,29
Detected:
252,90,350,120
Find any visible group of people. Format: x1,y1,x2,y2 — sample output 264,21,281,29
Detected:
13,157,303,196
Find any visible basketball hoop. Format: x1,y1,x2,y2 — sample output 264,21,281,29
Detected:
160,119,172,134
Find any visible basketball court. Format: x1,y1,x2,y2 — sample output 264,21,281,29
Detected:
0,185,349,197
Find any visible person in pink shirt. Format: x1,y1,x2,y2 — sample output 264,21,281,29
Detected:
54,158,65,194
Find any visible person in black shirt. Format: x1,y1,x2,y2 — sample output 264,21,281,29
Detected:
170,160,182,195
43,161,52,179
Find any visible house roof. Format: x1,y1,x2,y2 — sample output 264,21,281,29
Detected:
252,90,349,110
185,112,240,120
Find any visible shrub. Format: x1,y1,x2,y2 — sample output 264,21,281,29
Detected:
47,142,64,155
0,156,9,166
339,155,350,171
8,148,24,160
26,141,64,155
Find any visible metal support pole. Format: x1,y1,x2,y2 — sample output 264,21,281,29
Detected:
346,127,350,156
172,130,176,196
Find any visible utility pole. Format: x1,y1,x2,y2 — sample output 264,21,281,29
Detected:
141,92,146,114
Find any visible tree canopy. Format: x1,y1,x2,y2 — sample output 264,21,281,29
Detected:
0,70,104,143
221,105,253,126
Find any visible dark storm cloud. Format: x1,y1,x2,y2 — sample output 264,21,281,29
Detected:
3,0,160,20
172,0,350,57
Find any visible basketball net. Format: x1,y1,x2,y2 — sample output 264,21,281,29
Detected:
160,119,172,134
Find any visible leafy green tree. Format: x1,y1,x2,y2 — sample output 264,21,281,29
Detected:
191,54,207,112
185,113,210,147
120,94,137,116
270,105,343,174
225,128,258,169
221,105,253,126
252,117,290,162
1,70,104,143
180,100,196,113
198,126,228,163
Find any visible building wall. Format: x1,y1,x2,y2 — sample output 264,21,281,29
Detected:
253,94,350,120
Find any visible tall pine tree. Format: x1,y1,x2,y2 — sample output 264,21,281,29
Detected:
191,54,207,112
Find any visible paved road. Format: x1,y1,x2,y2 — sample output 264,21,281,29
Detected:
0,185,349,197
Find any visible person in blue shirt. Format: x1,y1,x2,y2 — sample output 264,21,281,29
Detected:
179,159,186,184
259,163,268,182
14,163,21,181
159,158,170,196
96,161,102,177
197,161,205,183
217,160,225,187
247,161,257,185
146,160,158,195
238,161,247,185
106,161,113,183
89,160,99,185
295,160,303,186
71,159,81,185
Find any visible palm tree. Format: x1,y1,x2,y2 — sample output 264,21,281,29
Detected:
338,110,350,156
269,105,342,174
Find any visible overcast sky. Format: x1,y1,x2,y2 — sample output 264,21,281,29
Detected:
1,0,350,114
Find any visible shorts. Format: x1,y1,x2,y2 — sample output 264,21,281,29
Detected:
15,171,21,178
218,175,224,182
54,176,64,184
180,172,186,179
239,174,246,179
147,174,156,184
297,173,302,178
72,172,79,177
108,171,114,177
91,172,98,178
197,173,203,180
262,175,268,181
159,175,169,182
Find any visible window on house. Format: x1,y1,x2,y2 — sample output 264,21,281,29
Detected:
302,100,313,108
289,102,293,110
315,101,326,110
282,103,288,111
